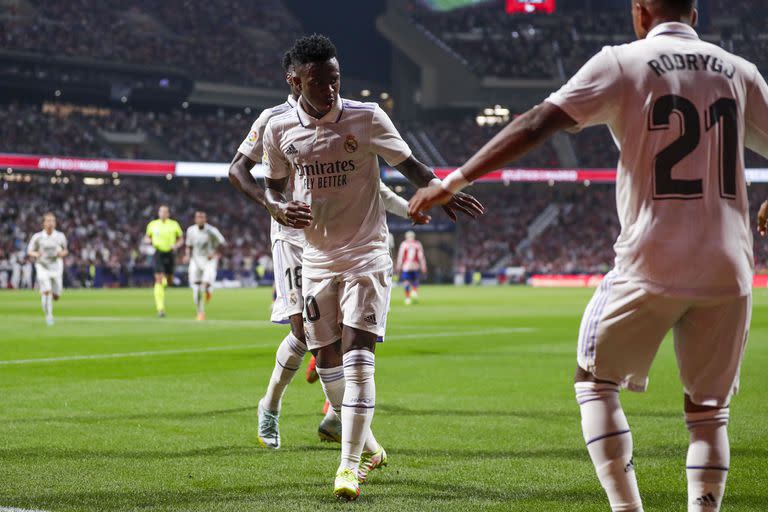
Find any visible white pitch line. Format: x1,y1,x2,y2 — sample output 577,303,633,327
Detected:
0,327,535,366
0,507,51,512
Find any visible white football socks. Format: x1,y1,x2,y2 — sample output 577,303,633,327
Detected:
262,333,307,412
41,294,52,320
317,365,346,417
191,284,204,313
576,382,643,512
340,350,376,472
686,408,730,512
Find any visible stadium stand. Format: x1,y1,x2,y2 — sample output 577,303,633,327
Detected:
0,174,271,287
0,0,302,87
5,174,768,287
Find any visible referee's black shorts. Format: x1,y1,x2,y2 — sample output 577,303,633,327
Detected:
153,250,175,275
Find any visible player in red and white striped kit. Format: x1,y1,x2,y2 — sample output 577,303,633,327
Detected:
395,231,426,305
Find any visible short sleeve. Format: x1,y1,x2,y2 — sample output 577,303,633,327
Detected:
263,121,291,180
237,109,271,161
185,227,193,246
175,222,183,238
545,46,624,130
745,65,768,159
145,222,153,237
59,234,68,250
370,105,412,166
212,227,226,246
27,234,39,253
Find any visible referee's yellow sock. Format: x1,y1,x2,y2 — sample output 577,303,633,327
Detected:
154,283,165,312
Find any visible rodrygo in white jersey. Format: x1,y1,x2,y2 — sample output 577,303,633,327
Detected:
238,95,305,249
185,223,226,267
547,22,768,297
263,97,412,278
27,230,67,273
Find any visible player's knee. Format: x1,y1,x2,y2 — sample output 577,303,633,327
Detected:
315,341,343,368
685,406,729,432
53,294,60,301
574,380,621,405
289,317,306,343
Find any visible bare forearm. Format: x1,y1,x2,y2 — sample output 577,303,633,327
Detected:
460,102,575,182
228,154,266,208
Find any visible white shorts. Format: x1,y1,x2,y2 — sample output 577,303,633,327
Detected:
271,240,304,324
578,271,751,408
188,259,217,285
302,269,392,351
36,265,63,296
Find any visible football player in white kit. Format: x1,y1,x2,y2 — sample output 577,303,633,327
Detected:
184,211,226,321
27,212,68,326
229,51,429,454
262,35,483,500
410,1,768,510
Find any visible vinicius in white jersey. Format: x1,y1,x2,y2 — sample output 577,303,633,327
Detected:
263,34,483,500
409,1,768,511
27,212,68,326
230,51,424,454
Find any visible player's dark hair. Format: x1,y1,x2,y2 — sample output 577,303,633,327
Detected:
290,34,337,66
282,50,293,73
658,0,696,15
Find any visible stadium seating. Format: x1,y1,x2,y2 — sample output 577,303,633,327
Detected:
0,174,271,287
0,0,302,87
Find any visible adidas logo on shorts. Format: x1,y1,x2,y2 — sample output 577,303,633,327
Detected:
692,493,718,508
363,314,377,325
285,143,298,156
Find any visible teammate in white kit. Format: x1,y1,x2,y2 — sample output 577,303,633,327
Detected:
229,51,428,452
27,213,68,326
184,211,226,321
262,35,483,500
410,1,768,510
395,230,427,305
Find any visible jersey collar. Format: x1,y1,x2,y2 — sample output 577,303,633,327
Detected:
287,95,297,108
647,22,699,40
296,95,344,128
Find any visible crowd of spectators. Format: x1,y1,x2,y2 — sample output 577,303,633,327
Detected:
0,174,272,287
5,175,768,286
0,0,302,88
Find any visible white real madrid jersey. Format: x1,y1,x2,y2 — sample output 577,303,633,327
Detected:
547,22,768,297
263,96,412,278
28,230,67,272
185,223,226,267
238,95,306,249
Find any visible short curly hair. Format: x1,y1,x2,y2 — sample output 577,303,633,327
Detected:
290,34,337,66
282,50,293,73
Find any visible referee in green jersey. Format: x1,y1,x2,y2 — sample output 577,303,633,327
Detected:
144,205,183,317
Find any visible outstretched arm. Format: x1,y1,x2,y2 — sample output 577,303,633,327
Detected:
228,152,266,208
395,156,484,221
408,102,575,216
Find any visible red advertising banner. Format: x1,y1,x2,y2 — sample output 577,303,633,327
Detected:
0,154,174,176
506,0,556,14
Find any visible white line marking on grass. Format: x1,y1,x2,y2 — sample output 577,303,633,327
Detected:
0,315,274,327
0,507,51,512
0,327,535,366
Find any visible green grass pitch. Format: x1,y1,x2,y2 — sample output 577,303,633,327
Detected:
1,286,767,511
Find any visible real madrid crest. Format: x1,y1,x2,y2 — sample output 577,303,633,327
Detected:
344,134,358,153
